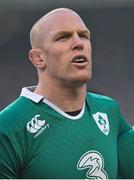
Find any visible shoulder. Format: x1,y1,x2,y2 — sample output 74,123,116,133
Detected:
0,96,37,133
0,96,35,118
86,92,119,109
88,92,115,101
86,92,122,122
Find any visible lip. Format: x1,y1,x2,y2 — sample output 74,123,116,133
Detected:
71,55,88,63
71,55,89,68
71,61,88,69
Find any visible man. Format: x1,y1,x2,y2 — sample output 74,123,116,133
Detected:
0,8,133,179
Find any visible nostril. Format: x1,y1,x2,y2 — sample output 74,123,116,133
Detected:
72,44,84,50
72,40,84,50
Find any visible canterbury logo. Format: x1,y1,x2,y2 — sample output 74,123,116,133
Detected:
77,150,108,179
27,115,49,138
27,114,45,133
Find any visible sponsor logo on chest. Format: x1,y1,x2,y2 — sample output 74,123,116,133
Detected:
77,150,108,179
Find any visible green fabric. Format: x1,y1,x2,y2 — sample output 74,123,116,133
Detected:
0,93,131,179
118,129,134,179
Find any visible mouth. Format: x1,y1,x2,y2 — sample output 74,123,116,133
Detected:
72,55,88,64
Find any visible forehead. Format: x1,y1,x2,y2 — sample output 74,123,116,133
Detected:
43,11,88,34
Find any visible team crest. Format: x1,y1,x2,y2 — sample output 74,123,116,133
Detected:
92,112,109,136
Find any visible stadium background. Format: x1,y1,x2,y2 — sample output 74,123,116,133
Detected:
0,0,134,124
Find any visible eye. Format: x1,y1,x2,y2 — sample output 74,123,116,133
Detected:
80,34,90,40
56,34,71,41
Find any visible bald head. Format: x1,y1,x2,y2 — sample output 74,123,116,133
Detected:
30,8,86,48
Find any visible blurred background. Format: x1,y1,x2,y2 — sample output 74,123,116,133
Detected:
0,0,134,124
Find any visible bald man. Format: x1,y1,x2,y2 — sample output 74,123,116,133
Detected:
0,8,133,179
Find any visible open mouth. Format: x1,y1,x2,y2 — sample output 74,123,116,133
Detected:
72,55,88,64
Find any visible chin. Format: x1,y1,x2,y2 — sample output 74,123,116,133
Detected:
78,72,92,82
71,74,92,86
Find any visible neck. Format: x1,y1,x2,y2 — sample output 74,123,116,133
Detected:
35,80,87,112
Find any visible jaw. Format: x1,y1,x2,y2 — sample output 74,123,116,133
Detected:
70,65,92,83
61,70,92,88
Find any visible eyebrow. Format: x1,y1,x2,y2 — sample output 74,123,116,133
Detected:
78,29,91,36
53,29,90,39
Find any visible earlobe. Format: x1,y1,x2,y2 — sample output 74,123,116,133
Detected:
29,49,46,68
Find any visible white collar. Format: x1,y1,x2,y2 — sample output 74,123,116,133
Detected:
20,86,44,103
20,86,85,120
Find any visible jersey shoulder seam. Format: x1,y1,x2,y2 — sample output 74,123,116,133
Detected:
87,92,115,102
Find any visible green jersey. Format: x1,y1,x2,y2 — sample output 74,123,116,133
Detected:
0,87,131,179
118,126,134,178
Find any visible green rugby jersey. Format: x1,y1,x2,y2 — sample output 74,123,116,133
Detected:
0,87,131,179
118,127,134,178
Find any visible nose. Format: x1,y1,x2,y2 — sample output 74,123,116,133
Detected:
71,33,84,50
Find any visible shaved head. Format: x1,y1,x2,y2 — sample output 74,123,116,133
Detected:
29,7,92,90
30,8,85,48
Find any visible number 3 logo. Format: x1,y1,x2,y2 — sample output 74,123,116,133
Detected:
77,150,108,179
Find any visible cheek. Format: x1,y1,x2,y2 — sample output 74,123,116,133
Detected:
86,43,92,63
45,53,65,75
45,46,69,67
87,41,92,53
46,46,64,62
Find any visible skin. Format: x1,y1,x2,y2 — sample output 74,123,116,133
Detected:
29,8,92,112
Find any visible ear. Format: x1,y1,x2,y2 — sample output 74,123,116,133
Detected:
29,48,46,68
